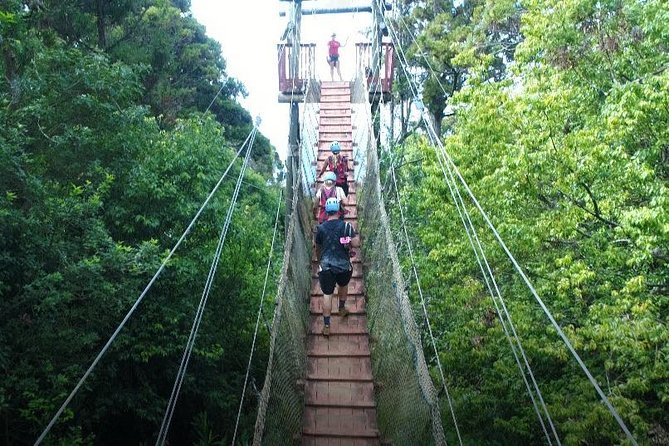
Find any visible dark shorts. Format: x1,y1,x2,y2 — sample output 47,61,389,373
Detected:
328,55,339,64
318,269,352,295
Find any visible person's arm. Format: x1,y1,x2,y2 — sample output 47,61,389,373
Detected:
314,188,321,215
314,228,322,260
319,160,327,176
338,187,347,205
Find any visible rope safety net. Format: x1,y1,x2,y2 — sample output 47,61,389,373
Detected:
252,82,320,445
352,77,447,446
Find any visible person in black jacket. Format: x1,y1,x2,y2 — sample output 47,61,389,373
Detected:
315,197,357,336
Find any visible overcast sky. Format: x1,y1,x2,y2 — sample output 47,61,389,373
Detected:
190,0,373,161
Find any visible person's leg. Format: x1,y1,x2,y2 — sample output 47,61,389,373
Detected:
318,270,336,335
329,61,335,81
337,284,348,316
339,181,349,197
322,292,333,333
335,270,353,317
336,61,342,80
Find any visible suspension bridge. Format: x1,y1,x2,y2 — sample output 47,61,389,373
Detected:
32,1,642,445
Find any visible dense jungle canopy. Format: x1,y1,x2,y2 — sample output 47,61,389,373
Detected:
0,0,667,444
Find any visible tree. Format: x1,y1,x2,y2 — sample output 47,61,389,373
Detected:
385,0,669,442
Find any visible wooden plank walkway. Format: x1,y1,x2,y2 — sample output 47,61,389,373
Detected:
301,81,382,446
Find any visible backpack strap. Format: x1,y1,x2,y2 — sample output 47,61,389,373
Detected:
344,222,354,237
320,186,336,205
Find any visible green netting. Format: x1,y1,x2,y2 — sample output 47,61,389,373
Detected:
252,186,311,446
352,78,447,446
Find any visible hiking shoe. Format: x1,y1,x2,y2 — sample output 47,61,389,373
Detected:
339,307,349,318
322,325,330,336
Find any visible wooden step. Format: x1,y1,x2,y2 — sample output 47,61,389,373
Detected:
302,407,379,438
319,108,352,117
305,381,376,407
309,296,366,314
319,102,352,111
302,435,380,445
319,132,353,142
321,81,350,88
308,314,369,335
319,125,353,135
319,116,352,126
321,88,351,96
307,334,371,357
306,356,373,381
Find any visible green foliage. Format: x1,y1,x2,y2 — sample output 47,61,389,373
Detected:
386,0,669,443
0,1,283,444
391,0,522,135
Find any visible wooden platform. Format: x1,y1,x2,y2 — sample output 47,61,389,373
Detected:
302,81,381,446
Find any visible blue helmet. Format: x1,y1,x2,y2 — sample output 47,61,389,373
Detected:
323,171,337,183
325,197,340,214
330,141,341,154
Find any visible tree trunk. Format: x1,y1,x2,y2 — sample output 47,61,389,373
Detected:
96,0,107,49
2,42,20,107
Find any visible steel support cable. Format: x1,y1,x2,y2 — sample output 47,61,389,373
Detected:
300,86,316,162
157,130,257,444
386,8,636,439
388,0,452,101
231,189,283,446
428,119,561,444
428,130,557,446
381,125,552,445
156,129,258,445
430,125,638,445
386,155,463,446
34,133,254,446
390,13,557,438
353,99,378,183
299,79,318,198
251,160,306,445
382,15,560,445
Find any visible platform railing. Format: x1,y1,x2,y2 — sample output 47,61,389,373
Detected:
355,42,395,100
277,43,316,94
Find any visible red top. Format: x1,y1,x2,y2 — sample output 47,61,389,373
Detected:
328,40,341,56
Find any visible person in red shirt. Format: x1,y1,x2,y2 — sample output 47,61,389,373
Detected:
327,33,344,81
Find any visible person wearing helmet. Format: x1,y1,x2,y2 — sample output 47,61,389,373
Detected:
318,141,350,196
327,33,346,81
315,197,357,336
314,170,346,224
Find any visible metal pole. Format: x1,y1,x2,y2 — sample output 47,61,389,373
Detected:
278,4,392,16
288,0,302,80
285,0,302,230
285,102,300,229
